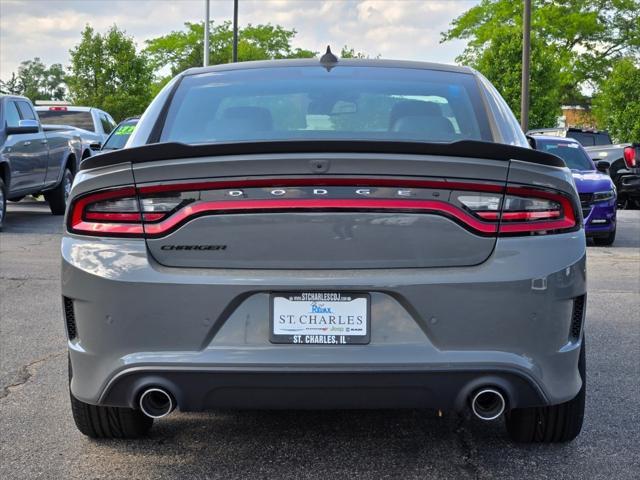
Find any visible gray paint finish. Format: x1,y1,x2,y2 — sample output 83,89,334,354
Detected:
148,212,496,269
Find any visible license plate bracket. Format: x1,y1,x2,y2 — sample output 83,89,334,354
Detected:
270,292,370,345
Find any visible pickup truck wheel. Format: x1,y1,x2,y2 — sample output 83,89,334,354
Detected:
505,341,585,443
0,178,6,230
68,356,153,439
45,167,73,215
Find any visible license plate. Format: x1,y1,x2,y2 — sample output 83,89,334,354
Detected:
270,292,370,345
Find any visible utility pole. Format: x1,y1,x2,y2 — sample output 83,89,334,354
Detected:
520,0,532,132
204,0,210,66
232,0,239,62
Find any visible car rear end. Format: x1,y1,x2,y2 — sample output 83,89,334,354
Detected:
61,60,587,442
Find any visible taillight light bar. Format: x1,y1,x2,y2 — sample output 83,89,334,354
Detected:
67,179,579,238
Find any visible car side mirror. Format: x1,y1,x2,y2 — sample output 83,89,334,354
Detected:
596,160,610,173
6,119,40,135
90,142,102,151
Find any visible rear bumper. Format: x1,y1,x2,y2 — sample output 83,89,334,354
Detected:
101,368,545,411
62,231,587,411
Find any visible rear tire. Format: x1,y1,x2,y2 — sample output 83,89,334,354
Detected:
505,342,585,443
593,228,616,246
68,357,153,439
45,167,73,215
0,178,6,231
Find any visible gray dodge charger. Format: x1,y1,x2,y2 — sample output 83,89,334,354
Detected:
62,57,586,443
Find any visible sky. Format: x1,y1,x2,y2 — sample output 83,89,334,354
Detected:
0,0,478,80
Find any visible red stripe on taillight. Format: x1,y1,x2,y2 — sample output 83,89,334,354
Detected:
498,186,577,234
476,210,561,221
141,198,498,236
67,180,579,238
68,186,144,237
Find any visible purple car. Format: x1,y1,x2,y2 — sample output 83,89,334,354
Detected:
532,135,617,245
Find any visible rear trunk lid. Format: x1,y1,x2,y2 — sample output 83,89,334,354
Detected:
131,150,509,269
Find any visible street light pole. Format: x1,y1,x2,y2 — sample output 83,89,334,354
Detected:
520,0,532,132
232,0,239,62
204,0,210,66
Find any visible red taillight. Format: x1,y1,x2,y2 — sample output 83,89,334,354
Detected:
623,147,637,168
68,179,579,238
459,187,577,234
49,106,67,111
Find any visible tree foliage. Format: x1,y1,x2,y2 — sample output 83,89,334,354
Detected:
593,58,640,142
0,57,65,100
145,21,315,78
66,25,154,121
442,0,640,127
475,30,563,128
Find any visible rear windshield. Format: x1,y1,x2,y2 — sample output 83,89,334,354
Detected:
536,140,594,170
568,131,611,147
161,66,493,145
37,110,95,132
101,121,137,150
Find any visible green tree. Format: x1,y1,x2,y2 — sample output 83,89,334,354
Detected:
340,46,366,59
442,0,640,123
592,58,640,141
475,29,563,128
0,58,66,100
66,25,153,121
0,72,21,95
145,21,315,79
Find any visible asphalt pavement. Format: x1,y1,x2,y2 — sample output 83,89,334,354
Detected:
1,199,638,480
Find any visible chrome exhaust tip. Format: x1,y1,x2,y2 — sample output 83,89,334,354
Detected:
471,388,506,421
139,388,175,418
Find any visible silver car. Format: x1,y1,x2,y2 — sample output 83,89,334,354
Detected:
62,58,586,443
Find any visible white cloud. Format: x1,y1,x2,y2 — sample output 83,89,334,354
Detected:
0,0,477,79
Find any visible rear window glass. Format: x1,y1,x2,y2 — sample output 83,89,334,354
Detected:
537,140,594,170
37,110,95,132
16,101,36,120
101,121,137,150
161,66,493,145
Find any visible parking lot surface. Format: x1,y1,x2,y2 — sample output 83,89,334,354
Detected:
1,199,638,480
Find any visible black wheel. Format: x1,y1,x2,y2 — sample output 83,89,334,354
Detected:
68,356,152,439
45,167,73,215
0,177,6,230
506,342,585,443
592,228,616,246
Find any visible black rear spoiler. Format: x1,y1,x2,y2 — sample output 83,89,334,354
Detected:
79,139,566,171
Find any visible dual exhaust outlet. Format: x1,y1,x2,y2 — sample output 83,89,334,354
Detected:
470,388,506,421
139,388,175,419
138,386,506,420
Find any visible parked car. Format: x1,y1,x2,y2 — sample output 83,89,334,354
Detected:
63,58,586,444
586,143,640,209
91,117,139,156
527,127,612,147
529,135,617,245
0,95,82,229
34,102,117,151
